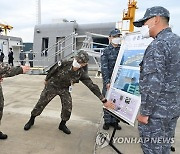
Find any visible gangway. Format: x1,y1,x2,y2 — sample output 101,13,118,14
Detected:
19,32,108,75
18,32,77,74
81,32,109,77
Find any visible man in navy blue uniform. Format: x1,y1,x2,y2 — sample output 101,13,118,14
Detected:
133,6,180,154
101,29,122,130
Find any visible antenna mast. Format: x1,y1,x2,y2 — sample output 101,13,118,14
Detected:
37,0,41,25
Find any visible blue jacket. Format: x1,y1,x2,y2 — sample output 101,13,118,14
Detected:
139,28,180,118
101,44,120,85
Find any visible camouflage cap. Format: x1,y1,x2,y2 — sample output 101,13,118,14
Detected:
75,50,89,63
109,28,121,37
133,6,170,27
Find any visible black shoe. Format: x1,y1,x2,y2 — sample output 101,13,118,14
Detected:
0,131,8,140
59,124,71,134
24,116,35,131
110,123,122,130
103,123,110,130
171,146,175,152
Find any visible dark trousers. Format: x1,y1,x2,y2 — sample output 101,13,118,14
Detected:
8,60,13,66
0,85,4,123
138,116,179,154
29,61,33,67
102,84,117,124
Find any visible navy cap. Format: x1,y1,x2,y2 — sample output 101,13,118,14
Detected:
133,6,170,27
109,29,121,37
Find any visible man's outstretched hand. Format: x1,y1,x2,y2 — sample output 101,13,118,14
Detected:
21,66,30,73
104,101,115,110
137,114,149,124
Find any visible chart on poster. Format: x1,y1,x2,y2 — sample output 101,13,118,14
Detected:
106,32,153,126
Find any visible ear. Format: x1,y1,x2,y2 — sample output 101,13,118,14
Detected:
154,16,161,25
108,37,112,43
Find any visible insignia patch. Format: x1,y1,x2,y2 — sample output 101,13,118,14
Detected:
58,61,61,66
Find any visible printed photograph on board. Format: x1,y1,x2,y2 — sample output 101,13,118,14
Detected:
108,89,141,125
113,67,140,96
120,49,145,67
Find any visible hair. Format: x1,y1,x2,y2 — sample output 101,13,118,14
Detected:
161,16,169,25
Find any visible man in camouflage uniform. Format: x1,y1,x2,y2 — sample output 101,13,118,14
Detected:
24,51,115,134
0,64,30,139
101,29,122,130
133,6,180,154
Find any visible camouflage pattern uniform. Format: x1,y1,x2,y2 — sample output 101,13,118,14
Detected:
101,43,120,123
134,6,180,154
0,63,23,123
31,60,104,121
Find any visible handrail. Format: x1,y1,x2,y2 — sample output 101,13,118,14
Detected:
18,32,108,73
35,32,76,69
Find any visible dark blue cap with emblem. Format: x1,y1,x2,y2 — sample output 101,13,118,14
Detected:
133,6,170,27
109,28,121,37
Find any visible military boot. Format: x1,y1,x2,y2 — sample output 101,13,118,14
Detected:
110,122,122,130
24,116,36,131
0,131,8,140
58,120,71,134
171,146,175,152
103,123,110,130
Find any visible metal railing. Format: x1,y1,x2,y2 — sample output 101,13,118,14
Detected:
37,32,77,70
17,32,108,74
18,32,77,73
81,33,108,71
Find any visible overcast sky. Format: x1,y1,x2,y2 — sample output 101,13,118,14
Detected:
1,0,180,42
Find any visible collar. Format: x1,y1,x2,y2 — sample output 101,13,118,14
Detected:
109,43,120,49
155,27,172,38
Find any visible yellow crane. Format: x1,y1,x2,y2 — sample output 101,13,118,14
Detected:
0,21,13,35
122,0,138,32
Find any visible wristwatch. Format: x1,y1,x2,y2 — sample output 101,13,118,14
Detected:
102,99,107,104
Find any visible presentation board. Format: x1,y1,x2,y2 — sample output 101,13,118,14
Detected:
106,32,153,126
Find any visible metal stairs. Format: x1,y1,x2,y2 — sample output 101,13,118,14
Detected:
24,32,108,75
